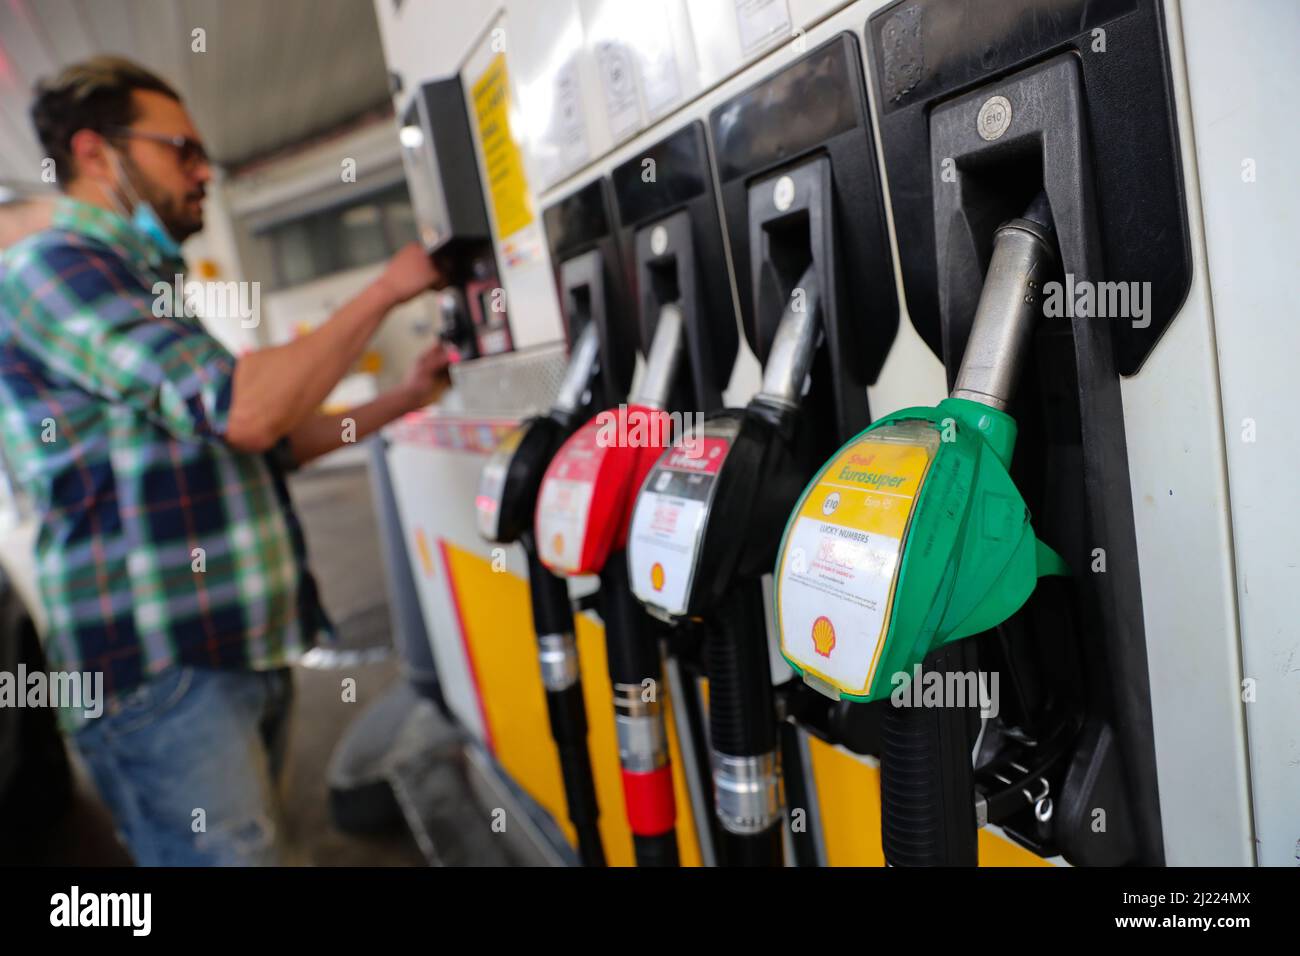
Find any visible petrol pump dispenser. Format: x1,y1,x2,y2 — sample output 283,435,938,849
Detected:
475,324,603,866
474,179,636,867
775,194,1069,865
533,122,738,867
533,337,678,867
626,36,899,866
790,0,1193,865
609,122,741,865
398,78,500,363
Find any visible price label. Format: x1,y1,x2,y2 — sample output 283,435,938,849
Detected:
776,431,936,696
628,433,733,615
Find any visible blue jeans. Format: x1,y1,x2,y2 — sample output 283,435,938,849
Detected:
72,666,294,866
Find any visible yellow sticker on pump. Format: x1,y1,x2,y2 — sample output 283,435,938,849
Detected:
776,428,938,697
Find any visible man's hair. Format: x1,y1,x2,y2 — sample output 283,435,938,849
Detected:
30,55,182,187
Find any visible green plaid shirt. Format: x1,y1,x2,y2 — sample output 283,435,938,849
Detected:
0,197,327,728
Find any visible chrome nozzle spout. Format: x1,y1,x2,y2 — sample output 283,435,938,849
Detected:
756,265,821,411
951,193,1059,411
631,302,685,410
553,321,602,417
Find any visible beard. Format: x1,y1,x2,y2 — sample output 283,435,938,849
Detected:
120,153,204,242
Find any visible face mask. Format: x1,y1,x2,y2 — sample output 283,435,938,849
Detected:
129,200,183,260
103,151,183,262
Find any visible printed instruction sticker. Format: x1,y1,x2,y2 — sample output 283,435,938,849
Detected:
472,54,534,239
628,436,731,615
545,57,590,184
777,435,935,697
596,39,642,140
631,5,682,118
734,0,792,56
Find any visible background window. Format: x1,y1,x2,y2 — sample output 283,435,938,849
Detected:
264,183,415,289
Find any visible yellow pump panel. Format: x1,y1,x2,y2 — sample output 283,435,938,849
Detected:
441,540,702,866
806,735,1054,867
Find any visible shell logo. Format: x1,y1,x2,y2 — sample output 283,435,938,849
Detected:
414,527,434,578
650,562,665,592
811,615,836,657
552,532,564,559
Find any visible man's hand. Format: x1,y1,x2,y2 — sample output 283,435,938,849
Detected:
228,245,442,454
286,343,454,466
399,342,453,411
375,242,443,306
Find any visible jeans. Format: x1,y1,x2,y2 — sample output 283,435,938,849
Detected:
72,665,294,866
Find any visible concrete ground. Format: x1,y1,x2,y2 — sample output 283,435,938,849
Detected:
24,459,428,866
275,460,426,866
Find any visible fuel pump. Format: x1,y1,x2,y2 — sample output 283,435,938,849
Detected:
475,324,603,865
533,121,738,867
533,327,678,867
780,0,1193,865
775,195,1070,865
474,179,637,867
398,77,498,363
626,37,899,866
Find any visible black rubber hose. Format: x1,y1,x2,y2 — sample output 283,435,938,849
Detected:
705,582,783,866
718,826,784,867
705,584,779,757
779,717,819,866
632,832,680,867
880,643,978,866
598,553,680,867
525,533,575,637
597,555,664,690
546,684,605,867
523,538,606,867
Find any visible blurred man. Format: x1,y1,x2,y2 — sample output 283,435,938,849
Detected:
0,56,449,864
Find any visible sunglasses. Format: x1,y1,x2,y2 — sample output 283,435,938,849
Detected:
105,126,210,172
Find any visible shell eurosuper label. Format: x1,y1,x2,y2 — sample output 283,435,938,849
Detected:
777,429,937,697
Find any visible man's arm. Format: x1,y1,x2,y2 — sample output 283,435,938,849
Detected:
226,243,440,452
285,341,452,466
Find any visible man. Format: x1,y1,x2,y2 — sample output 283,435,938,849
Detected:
0,56,449,865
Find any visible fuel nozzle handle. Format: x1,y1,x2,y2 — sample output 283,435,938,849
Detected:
631,302,685,410
553,321,602,422
756,265,821,411
951,193,1058,411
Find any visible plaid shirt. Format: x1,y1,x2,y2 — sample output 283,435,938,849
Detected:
0,197,328,727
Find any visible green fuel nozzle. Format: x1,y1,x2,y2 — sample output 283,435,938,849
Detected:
774,194,1069,703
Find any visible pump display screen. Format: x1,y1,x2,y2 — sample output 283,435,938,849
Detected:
775,423,939,698
628,420,738,616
